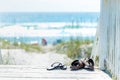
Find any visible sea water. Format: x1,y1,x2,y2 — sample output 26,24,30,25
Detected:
0,12,99,44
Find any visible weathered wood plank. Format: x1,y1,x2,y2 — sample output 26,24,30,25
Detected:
0,78,105,80
0,65,112,80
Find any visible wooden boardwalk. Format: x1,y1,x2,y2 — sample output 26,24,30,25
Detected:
0,65,112,80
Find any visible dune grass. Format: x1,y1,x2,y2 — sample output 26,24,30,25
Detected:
0,39,42,52
19,43,42,52
54,38,93,59
0,38,94,59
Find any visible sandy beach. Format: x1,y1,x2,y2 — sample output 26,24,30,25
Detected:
0,45,72,67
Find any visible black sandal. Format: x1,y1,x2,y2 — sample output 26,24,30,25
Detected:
70,60,85,70
47,62,67,71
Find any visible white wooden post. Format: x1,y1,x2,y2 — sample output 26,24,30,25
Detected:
115,0,120,79
98,0,109,70
95,0,120,79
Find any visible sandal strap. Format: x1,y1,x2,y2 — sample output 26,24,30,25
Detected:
47,62,67,70
51,62,62,67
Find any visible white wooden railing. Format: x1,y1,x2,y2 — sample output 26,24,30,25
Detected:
91,0,120,80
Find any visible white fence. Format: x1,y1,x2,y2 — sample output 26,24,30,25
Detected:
91,0,120,80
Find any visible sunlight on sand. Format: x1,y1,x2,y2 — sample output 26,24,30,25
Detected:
1,48,72,66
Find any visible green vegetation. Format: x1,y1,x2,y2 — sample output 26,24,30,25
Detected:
95,56,99,66
2,51,15,65
63,25,81,29
0,39,42,52
53,38,93,59
0,38,94,59
19,43,42,52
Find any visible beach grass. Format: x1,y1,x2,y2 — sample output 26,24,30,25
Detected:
0,38,94,59
0,39,43,52
53,38,93,59
19,43,42,52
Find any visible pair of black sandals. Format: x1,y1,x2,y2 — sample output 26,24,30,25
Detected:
47,58,94,71
70,58,94,71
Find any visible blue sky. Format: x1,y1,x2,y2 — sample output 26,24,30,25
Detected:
0,0,100,12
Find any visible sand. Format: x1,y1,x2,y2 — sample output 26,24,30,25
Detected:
0,47,72,67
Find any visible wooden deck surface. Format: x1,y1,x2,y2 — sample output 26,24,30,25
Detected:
0,65,112,80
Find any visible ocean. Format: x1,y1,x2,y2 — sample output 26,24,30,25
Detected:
0,12,99,44
0,12,99,23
